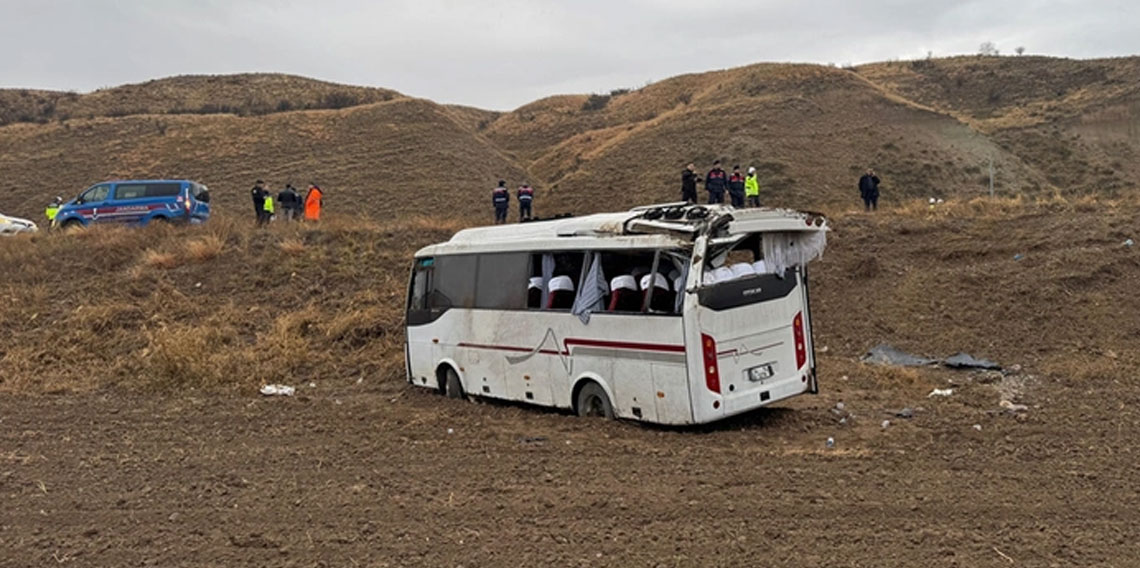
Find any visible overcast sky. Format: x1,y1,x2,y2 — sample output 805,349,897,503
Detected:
2,0,1137,110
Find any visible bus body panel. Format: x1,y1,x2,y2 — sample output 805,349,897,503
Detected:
406,309,694,424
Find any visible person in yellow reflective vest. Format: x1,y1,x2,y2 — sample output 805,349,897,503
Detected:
745,167,760,207
45,196,62,223
261,194,275,225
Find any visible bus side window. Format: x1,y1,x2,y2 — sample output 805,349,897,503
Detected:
530,252,584,310
432,255,477,310
475,252,529,309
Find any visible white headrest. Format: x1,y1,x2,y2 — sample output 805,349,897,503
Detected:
640,273,669,291
549,275,576,293
674,276,685,292
528,276,544,290
730,263,756,279
712,267,734,283
752,260,769,274
610,275,637,292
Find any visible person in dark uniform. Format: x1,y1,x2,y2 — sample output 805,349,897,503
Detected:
517,183,534,221
858,169,881,211
492,180,510,224
727,165,746,208
705,160,728,204
680,163,700,204
250,180,268,225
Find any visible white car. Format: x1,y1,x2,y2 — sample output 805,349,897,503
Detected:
0,213,38,235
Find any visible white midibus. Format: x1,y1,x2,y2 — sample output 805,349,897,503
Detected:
404,203,829,425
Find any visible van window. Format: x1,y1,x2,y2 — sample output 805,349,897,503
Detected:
115,183,182,200
190,183,211,203
80,184,111,204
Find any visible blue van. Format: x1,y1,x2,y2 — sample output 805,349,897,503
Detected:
53,179,211,229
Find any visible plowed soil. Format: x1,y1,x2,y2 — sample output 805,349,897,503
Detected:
2,364,1137,567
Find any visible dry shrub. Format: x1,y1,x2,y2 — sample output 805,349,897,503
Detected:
279,238,306,255
142,249,180,269
186,235,224,262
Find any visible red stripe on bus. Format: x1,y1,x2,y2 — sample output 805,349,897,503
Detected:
457,339,685,355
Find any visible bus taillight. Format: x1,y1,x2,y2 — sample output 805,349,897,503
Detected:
793,312,806,370
701,333,720,394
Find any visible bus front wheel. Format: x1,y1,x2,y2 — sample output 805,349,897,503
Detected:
444,367,465,400
576,382,614,420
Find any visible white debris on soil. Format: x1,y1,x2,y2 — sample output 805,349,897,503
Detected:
259,384,295,396
973,424,983,431
826,437,835,449
881,420,891,429
928,388,954,397
1000,400,1029,412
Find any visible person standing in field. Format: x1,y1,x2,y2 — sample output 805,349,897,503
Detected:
277,184,300,222
492,180,510,224
304,184,324,221
745,167,760,207
262,192,275,225
680,163,700,204
705,160,728,204
727,165,746,208
858,169,881,211
250,180,268,225
517,183,535,221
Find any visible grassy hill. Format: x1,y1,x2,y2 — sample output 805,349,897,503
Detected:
0,56,1137,222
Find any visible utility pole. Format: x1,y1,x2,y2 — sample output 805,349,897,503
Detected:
989,155,995,197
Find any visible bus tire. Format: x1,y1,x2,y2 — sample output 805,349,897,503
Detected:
444,367,465,400
575,382,614,419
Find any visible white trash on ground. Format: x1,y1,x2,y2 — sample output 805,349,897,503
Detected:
1000,400,1029,412
928,388,954,397
260,384,296,396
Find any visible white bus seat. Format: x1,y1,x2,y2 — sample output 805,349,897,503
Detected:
547,275,576,309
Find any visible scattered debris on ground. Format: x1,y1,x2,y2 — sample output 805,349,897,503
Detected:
259,384,295,396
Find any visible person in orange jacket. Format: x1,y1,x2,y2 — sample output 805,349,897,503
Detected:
304,184,324,221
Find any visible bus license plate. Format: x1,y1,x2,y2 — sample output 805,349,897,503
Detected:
748,363,775,383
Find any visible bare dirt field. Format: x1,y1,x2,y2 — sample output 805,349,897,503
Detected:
2,360,1137,567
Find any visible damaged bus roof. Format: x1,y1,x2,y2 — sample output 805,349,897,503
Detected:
416,203,829,257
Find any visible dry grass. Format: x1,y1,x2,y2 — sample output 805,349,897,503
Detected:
142,249,180,270
279,238,306,255
186,235,224,262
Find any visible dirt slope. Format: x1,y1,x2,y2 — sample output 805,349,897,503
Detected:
0,74,401,125
3,57,1139,224
859,56,1140,198
0,97,526,221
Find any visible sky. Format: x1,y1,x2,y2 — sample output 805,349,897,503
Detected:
1,0,1138,110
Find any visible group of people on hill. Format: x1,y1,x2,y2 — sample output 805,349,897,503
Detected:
491,180,535,224
681,160,761,207
250,180,323,225
485,161,884,223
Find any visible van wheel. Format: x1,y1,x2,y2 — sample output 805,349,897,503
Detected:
576,382,614,419
444,368,465,399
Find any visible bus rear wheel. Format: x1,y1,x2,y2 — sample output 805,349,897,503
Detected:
444,368,465,400
576,382,614,419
